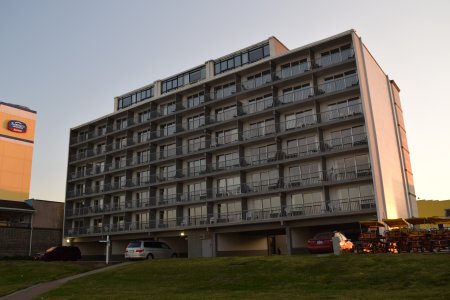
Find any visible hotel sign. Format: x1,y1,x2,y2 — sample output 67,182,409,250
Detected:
7,120,27,133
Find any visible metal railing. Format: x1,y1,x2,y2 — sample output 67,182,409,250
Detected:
64,195,375,237
67,137,369,195
70,49,356,147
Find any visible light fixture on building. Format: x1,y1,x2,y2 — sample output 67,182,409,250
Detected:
180,231,185,236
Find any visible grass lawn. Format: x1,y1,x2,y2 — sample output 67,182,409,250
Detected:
40,254,450,300
0,261,96,297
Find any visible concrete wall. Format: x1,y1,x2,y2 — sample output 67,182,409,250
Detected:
28,200,64,229
216,233,267,256
417,200,450,217
353,32,413,219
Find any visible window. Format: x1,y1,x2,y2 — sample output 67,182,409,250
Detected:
285,109,315,130
250,144,277,164
187,92,205,108
137,129,150,143
97,125,107,136
291,191,322,206
333,184,374,210
160,101,176,116
187,114,205,129
213,82,236,100
188,136,206,152
248,119,275,139
138,110,151,123
216,152,239,169
161,67,206,94
137,150,150,164
117,86,154,110
329,125,366,148
215,128,238,145
251,196,281,210
95,143,106,155
188,158,206,176
112,195,125,209
159,165,176,181
245,94,273,114
115,118,127,130
217,176,240,196
135,191,149,206
325,97,361,121
113,175,126,188
136,170,150,185
243,70,271,90
215,105,236,121
159,143,176,159
250,169,279,192
160,122,175,136
318,44,353,67
288,163,320,184
286,136,317,156
214,43,269,74
322,70,357,93
187,181,206,201
330,154,370,179
113,156,126,169
216,200,241,220
115,137,127,149
188,205,207,225
281,83,311,104
280,58,309,78
159,209,176,226
159,186,176,204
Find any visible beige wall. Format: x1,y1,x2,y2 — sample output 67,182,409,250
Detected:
28,200,64,229
217,233,267,252
353,33,413,219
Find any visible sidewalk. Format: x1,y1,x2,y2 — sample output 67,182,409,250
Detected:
1,262,134,300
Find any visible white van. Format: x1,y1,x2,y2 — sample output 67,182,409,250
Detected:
124,240,177,260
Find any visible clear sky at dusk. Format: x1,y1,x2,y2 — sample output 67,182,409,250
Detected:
0,0,449,201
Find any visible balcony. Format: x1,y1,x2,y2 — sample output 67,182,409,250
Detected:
70,48,356,147
275,61,312,80
317,74,359,95
315,48,355,68
64,195,375,237
66,135,369,196
277,87,314,106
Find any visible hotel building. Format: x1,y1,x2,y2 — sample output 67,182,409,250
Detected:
64,30,417,258
0,102,36,201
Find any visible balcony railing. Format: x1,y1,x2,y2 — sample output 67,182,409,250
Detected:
67,134,368,190
317,74,359,95
64,195,375,237
70,49,356,147
315,48,355,68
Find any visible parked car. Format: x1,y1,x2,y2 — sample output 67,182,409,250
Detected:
35,246,81,261
124,240,177,260
307,231,354,254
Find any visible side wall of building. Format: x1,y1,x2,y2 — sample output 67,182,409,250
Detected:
353,33,414,219
0,227,62,257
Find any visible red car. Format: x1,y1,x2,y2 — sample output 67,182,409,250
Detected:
307,232,354,254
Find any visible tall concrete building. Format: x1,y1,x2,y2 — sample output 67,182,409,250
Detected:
64,30,417,258
0,102,36,200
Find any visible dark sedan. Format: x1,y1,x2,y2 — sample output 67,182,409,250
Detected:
35,246,81,261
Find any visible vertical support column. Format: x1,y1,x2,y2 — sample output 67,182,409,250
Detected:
285,226,292,256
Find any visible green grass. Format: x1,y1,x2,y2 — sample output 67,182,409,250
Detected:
40,254,450,300
0,261,94,296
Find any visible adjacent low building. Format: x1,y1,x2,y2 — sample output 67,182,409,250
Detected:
64,30,417,259
0,199,64,257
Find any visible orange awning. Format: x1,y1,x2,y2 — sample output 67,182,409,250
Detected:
382,218,409,228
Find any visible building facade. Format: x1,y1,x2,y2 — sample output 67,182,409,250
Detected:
64,30,417,258
0,102,36,200
0,199,64,257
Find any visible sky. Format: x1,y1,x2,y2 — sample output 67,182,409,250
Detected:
0,0,449,201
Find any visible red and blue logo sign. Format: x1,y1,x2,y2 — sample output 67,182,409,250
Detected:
7,120,27,133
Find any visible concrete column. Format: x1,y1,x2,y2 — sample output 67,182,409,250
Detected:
205,60,215,80
285,226,292,255
154,80,162,97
